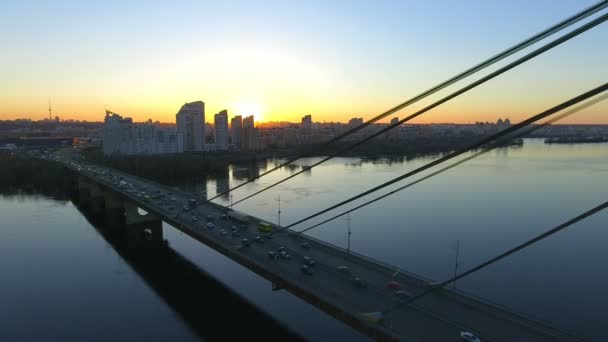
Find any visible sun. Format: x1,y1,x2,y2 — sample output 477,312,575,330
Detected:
236,103,263,122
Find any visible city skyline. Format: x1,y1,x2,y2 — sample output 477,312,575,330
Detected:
1,0,607,124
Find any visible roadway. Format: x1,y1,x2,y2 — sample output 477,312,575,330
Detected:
58,157,582,342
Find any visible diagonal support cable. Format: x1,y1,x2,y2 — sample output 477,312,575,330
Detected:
383,200,608,314
266,82,608,236
230,13,608,207
295,93,608,236
197,1,608,206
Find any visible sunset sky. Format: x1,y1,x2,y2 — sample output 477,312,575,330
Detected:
1,0,606,124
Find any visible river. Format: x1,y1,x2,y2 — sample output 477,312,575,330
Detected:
1,138,607,341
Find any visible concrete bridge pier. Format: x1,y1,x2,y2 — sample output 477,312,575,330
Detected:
87,183,106,215
77,177,92,204
123,201,163,247
103,191,125,229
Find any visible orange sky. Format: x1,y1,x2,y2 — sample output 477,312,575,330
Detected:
1,1,606,125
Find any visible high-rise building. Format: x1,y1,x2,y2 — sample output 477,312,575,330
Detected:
103,110,134,156
386,117,399,140
241,115,258,151
231,115,242,147
348,117,363,128
214,110,229,150
176,101,205,152
102,111,183,156
301,114,312,130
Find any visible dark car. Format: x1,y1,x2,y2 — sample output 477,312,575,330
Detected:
303,256,316,266
301,265,313,275
394,290,412,300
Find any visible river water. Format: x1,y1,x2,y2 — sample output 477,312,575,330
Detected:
1,138,607,341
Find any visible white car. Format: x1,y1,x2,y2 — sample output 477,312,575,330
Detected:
460,331,481,342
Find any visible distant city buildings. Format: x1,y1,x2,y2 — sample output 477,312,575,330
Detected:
386,117,399,140
6,109,608,154
102,111,183,156
241,115,258,151
176,101,205,152
349,117,363,128
231,115,242,147
214,110,229,150
301,114,312,130
97,103,538,157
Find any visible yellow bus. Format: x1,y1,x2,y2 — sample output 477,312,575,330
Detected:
258,222,273,233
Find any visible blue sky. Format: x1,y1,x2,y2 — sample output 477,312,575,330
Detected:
1,0,606,123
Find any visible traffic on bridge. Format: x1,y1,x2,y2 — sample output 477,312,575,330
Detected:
55,156,582,342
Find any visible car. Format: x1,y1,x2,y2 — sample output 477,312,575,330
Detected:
303,256,316,266
337,266,351,275
254,236,264,244
300,242,310,250
206,222,215,229
231,229,240,237
277,246,286,253
206,214,215,221
220,229,228,236
387,281,402,291
268,251,278,260
301,265,313,275
351,277,367,288
192,216,198,222
220,214,228,220
279,251,291,260
241,238,250,246
460,331,481,342
425,281,443,288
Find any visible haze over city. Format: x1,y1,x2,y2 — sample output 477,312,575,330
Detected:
1,0,606,124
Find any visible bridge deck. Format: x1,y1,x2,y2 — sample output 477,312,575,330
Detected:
65,160,582,342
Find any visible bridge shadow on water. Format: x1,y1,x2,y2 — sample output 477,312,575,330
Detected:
68,187,305,341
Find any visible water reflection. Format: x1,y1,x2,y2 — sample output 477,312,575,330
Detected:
177,139,608,341
216,167,230,200
71,194,302,341
0,163,304,341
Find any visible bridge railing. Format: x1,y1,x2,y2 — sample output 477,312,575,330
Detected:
291,231,579,338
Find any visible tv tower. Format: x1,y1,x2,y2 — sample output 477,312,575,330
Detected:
48,98,52,120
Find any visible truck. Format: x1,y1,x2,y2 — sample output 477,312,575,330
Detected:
258,222,273,233
227,210,249,223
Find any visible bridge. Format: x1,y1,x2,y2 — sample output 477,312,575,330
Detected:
51,156,583,342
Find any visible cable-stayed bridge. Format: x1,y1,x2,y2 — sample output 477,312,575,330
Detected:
59,158,586,342
41,2,608,339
